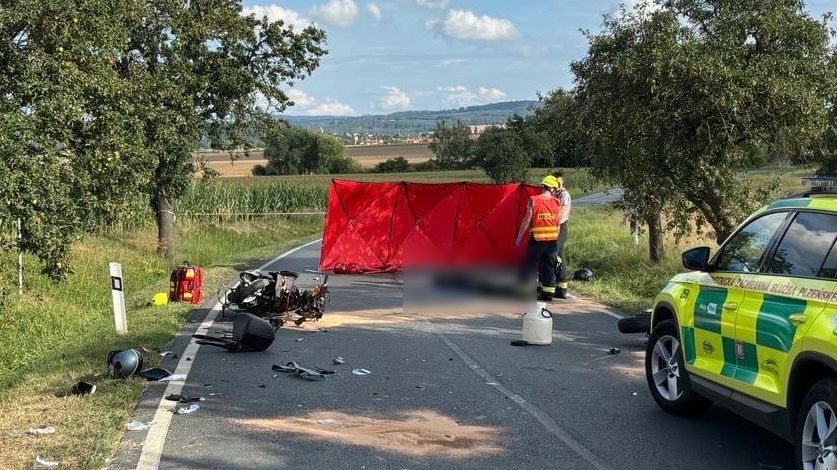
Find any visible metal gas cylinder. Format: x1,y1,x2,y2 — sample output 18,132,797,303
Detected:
521,301,553,345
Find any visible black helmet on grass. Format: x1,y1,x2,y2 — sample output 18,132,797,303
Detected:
107,349,144,379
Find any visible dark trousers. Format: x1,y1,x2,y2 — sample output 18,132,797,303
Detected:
555,222,569,292
521,240,557,295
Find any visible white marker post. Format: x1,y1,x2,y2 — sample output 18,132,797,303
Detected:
109,262,128,335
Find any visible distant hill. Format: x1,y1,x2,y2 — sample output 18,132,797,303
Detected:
280,100,540,135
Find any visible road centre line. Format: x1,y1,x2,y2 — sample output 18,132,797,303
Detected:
424,320,616,470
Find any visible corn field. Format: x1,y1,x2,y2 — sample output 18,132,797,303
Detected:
105,180,329,232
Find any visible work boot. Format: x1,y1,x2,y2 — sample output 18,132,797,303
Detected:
555,288,567,299
537,292,553,302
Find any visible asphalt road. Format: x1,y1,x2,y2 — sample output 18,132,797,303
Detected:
114,241,794,470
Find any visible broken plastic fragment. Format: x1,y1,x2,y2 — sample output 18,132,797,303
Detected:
159,351,178,359
174,404,200,415
71,381,96,396
352,369,371,376
126,421,154,431
138,368,172,381
510,340,529,347
608,347,621,355
33,456,59,469
165,394,203,404
27,426,56,436
158,373,187,382
333,357,345,365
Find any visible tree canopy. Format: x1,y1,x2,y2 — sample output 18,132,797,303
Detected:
573,0,834,260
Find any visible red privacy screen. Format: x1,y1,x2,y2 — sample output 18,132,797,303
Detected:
319,180,540,273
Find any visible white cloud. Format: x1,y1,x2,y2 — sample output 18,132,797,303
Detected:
242,5,312,29
427,9,519,41
312,0,359,27
414,0,448,8
366,2,382,20
287,88,315,107
438,85,508,107
307,101,357,116
380,86,412,110
284,88,356,116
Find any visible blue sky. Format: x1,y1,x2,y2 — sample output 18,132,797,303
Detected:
243,0,834,116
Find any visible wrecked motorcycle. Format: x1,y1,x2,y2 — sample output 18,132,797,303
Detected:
219,270,330,329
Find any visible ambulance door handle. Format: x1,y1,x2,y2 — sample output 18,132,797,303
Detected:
789,314,808,326
723,303,738,311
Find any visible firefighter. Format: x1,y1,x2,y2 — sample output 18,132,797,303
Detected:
515,175,562,301
552,170,572,299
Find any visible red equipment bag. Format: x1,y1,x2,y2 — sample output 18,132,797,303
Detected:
169,263,204,304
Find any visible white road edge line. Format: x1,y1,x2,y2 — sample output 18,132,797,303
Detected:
134,238,323,470
565,292,626,320
426,321,615,470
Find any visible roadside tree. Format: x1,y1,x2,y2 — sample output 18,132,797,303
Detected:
261,124,347,175
430,120,472,169
0,0,153,279
473,127,530,183
525,90,590,167
124,1,327,257
573,0,833,261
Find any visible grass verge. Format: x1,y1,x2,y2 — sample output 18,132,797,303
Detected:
564,207,712,314
0,216,322,469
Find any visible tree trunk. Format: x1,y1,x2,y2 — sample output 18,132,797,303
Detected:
155,190,176,258
646,209,664,263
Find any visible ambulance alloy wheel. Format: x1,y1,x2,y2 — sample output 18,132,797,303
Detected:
796,379,837,470
645,320,708,414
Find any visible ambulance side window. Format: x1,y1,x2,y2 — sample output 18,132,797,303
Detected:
715,212,788,273
820,242,837,280
766,212,837,279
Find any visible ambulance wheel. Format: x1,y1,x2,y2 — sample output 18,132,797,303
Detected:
795,379,837,470
645,320,708,414
228,279,270,305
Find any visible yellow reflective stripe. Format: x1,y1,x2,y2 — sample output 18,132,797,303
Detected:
541,286,556,293
532,226,558,232
557,282,568,289
533,235,558,241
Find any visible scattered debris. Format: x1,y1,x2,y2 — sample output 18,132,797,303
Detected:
315,368,336,375
608,347,621,355
186,357,192,361
317,418,337,425
333,357,345,365
631,392,638,396
158,373,188,382
139,368,172,381
33,456,59,469
165,394,203,404
175,404,200,415
352,369,371,376
27,426,56,436
295,338,304,342
71,381,96,396
159,351,178,359
126,421,154,431
510,340,529,347
258,385,267,388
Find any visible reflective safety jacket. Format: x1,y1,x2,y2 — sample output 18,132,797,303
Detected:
530,194,561,242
